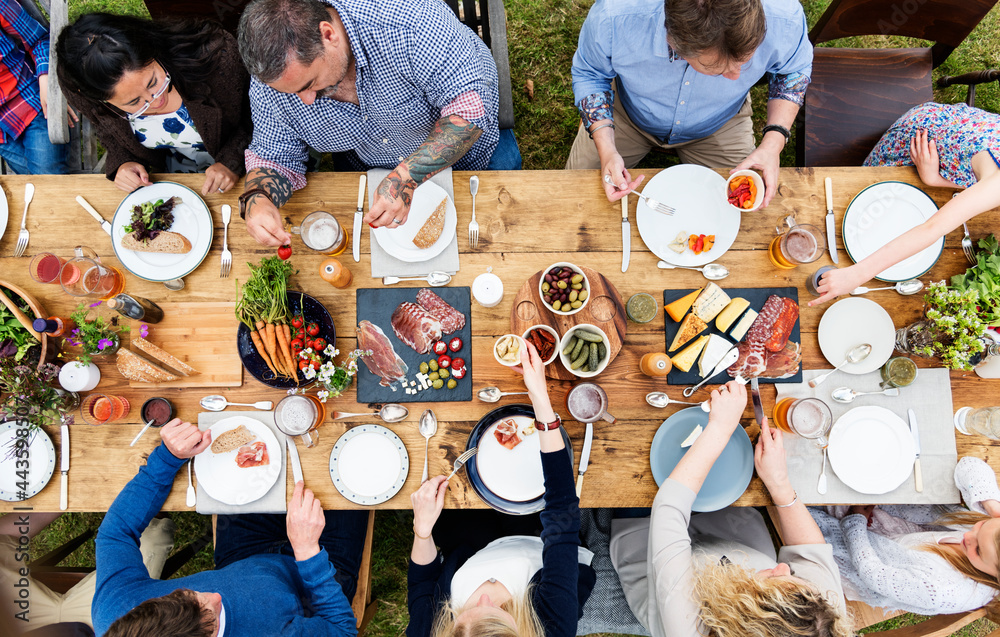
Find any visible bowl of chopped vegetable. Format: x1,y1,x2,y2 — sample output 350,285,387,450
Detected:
0,279,50,370
558,324,610,378
726,170,764,212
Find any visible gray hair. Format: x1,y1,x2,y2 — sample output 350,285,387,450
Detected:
238,0,332,83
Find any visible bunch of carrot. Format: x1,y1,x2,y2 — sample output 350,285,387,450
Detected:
236,257,299,382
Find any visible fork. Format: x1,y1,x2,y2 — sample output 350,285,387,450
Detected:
220,204,232,278
446,447,478,481
468,175,480,248
13,183,34,257
603,175,674,215
962,222,976,264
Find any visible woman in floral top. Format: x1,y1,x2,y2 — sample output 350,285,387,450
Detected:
810,102,1000,306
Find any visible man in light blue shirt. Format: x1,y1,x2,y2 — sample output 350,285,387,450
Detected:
566,0,812,207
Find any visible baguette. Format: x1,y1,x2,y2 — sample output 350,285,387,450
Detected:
132,337,199,376
121,230,192,254
116,348,178,383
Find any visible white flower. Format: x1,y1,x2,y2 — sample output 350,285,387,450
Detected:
324,344,336,357
303,366,317,380
317,390,329,402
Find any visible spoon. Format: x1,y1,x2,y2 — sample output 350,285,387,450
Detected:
656,261,729,280
808,343,873,388
186,460,196,507
818,447,828,495
200,395,273,411
645,392,710,412
331,404,409,423
831,386,901,404
382,271,452,286
477,387,529,403
419,409,438,483
851,279,924,296
129,418,158,447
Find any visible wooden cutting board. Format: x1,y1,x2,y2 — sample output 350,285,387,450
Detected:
127,302,242,388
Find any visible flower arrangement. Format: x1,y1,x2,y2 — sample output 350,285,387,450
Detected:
0,360,75,432
288,346,370,402
66,302,130,364
902,282,988,370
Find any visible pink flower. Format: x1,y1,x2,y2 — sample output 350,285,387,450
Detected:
97,338,114,351
140,324,149,338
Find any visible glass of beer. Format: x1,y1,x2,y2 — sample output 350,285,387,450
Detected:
291,211,348,255
768,216,824,269
566,382,616,423
772,397,833,445
274,394,326,447
60,246,125,300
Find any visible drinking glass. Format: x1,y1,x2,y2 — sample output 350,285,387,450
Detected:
768,215,824,269
60,246,126,300
955,406,1000,438
274,394,326,447
29,253,66,284
566,382,616,423
773,397,833,445
291,211,348,255
81,393,131,425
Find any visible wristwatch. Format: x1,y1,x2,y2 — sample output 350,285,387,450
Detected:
239,187,272,220
535,413,562,431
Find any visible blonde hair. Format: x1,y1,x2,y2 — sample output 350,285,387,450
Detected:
430,588,545,637
921,510,1000,591
693,560,853,637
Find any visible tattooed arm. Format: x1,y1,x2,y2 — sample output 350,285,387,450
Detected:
578,91,644,204
364,114,481,228
243,166,295,246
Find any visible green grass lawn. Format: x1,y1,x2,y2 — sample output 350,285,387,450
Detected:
12,1,1000,635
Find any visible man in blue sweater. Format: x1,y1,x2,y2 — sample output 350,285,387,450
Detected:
92,419,367,636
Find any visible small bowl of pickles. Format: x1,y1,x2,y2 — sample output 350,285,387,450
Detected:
538,262,589,315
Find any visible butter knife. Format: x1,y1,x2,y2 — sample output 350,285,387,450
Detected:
621,196,630,272
907,408,922,492
286,435,303,485
76,196,112,236
576,422,594,498
59,423,69,511
352,174,366,262
824,177,838,264
750,376,765,426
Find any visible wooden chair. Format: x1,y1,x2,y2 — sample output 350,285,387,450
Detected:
798,0,998,167
938,69,1000,108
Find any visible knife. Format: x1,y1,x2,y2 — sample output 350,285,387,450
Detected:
286,435,303,485
907,408,922,492
750,376,765,426
824,177,838,264
576,422,594,498
75,196,112,236
59,423,69,511
682,344,740,397
353,174,366,262
621,196,630,272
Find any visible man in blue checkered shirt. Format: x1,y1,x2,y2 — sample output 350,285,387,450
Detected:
237,0,509,246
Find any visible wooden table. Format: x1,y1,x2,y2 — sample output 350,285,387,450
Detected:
0,167,997,512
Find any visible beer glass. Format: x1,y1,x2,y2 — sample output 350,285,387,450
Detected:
768,216,824,269
773,397,833,445
566,382,616,423
274,394,326,447
291,211,348,255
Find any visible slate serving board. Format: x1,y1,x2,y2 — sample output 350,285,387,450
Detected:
356,287,473,403
662,287,802,386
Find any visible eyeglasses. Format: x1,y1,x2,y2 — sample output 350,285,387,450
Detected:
116,70,172,124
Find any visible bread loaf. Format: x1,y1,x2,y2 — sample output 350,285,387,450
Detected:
121,231,192,254
132,337,199,376
116,348,178,382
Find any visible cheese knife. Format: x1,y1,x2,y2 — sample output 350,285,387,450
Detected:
352,174,366,262
749,376,765,426
76,196,112,236
576,422,594,498
907,408,922,492
59,423,69,511
286,435,304,485
824,177,838,264
621,196,630,272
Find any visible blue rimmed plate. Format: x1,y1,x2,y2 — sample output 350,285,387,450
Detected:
0,421,56,502
329,424,409,505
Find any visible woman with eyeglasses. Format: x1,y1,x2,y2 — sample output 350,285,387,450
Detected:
55,13,251,195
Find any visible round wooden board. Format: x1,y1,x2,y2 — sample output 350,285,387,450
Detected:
510,266,627,380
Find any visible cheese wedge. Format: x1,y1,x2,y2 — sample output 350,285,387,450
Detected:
680,425,703,448
716,298,750,332
698,334,733,377
729,308,759,341
669,313,708,352
672,335,709,372
692,283,731,322
665,288,702,322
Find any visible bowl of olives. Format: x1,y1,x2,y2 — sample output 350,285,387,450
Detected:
538,262,589,316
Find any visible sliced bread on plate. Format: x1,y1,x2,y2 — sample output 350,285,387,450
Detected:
121,231,192,254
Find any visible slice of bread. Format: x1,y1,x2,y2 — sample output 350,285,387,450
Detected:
211,425,256,454
132,337,199,376
121,230,192,254
412,198,447,249
116,348,178,383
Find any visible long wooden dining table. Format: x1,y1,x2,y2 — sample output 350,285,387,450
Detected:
0,167,997,512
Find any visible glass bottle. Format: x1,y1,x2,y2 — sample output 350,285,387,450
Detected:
105,294,164,323
32,316,75,338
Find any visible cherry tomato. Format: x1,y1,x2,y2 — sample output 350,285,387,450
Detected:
298,359,311,371
449,337,463,352
290,338,304,350
292,345,304,360
293,328,306,342
278,244,292,260
437,354,451,369
311,359,322,370
306,322,320,336
451,357,465,370
451,365,466,379
433,341,448,355
312,337,328,352
291,316,304,329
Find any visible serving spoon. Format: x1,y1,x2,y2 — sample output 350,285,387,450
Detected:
477,387,529,403
808,343,873,388
831,386,900,404
656,261,729,280
419,409,437,483
200,395,274,411
382,271,452,286
851,279,924,296
645,392,709,412
330,404,408,422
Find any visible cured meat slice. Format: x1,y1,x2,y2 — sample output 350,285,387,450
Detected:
235,441,269,468
764,297,799,353
357,320,408,387
391,302,443,354
761,341,801,379
416,288,466,334
728,295,784,379
494,418,522,450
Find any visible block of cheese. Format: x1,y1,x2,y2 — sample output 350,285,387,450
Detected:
669,313,708,352
715,298,750,332
692,283,731,322
729,308,759,341
698,334,733,377
665,288,702,322
672,335,709,372
680,424,703,448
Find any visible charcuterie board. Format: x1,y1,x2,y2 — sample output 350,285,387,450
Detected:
356,287,472,403
510,265,627,380
662,287,802,386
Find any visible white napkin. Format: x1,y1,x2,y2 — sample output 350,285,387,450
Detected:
195,411,287,514
776,368,959,505
367,167,460,277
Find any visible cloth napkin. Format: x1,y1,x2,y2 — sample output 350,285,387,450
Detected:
775,368,959,505
195,411,287,514
367,167,460,277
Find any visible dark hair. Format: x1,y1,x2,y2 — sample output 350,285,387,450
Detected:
105,589,215,637
664,0,767,66
56,13,227,106
238,0,333,83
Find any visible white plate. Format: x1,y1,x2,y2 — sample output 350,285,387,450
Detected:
828,406,915,494
0,184,8,245
818,297,895,374
371,181,457,263
636,164,739,267
329,424,408,505
843,181,942,282
0,422,56,502
111,182,213,282
194,417,281,505
476,416,544,502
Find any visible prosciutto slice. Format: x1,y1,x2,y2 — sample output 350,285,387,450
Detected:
391,302,443,354
357,320,408,387
494,419,522,450
235,442,269,468
729,295,801,379
416,289,466,334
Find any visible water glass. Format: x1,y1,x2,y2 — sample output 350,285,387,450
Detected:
29,253,66,284
955,406,1000,439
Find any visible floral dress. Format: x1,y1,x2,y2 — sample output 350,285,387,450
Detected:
864,102,1000,188
130,103,214,173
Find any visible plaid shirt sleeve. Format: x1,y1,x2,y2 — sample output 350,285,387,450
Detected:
245,77,310,190
0,1,48,75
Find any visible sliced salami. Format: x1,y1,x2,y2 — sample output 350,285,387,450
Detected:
416,289,466,334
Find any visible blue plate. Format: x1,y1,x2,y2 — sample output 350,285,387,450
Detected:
465,404,573,515
649,407,753,512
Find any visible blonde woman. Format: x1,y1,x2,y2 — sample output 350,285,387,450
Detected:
610,382,852,637
407,342,595,637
